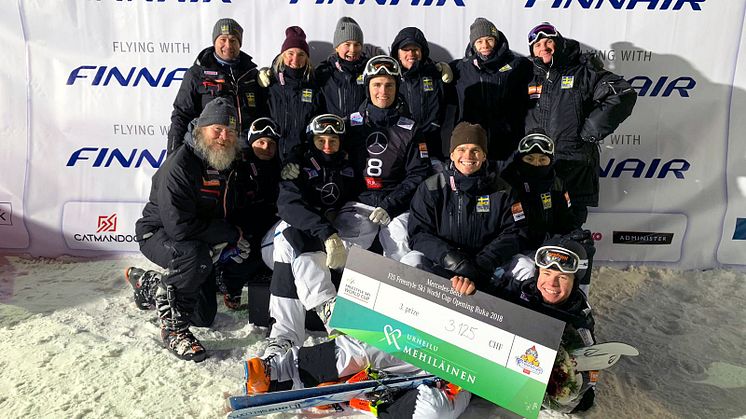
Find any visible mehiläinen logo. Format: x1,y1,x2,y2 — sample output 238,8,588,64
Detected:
289,0,465,6
524,0,704,10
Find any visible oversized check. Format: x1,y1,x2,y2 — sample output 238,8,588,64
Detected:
329,248,565,419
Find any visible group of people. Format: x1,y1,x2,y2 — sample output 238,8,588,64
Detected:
124,15,637,417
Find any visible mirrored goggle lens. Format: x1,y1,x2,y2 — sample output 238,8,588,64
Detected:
519,136,554,155
366,60,399,77
249,119,280,137
528,24,559,45
535,246,581,273
311,118,345,135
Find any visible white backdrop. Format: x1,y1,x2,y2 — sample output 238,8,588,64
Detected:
1,0,745,269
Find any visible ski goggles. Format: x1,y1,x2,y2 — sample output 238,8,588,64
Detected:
308,114,345,135
528,22,560,46
248,117,281,139
518,133,555,156
535,245,587,274
363,56,401,79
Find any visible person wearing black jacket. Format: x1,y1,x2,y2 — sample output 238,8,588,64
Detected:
131,98,259,362
390,27,451,162
258,26,325,162
402,122,527,287
448,17,532,162
525,22,637,223
167,18,267,154
265,114,361,355
341,55,431,262
315,17,369,118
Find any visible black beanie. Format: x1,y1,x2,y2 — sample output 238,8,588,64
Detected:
450,122,488,154
197,97,238,130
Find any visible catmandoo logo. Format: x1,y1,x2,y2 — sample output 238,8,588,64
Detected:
524,0,704,10
96,214,118,233
289,0,465,6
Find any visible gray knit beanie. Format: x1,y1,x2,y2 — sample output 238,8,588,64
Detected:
469,17,499,46
197,97,238,130
212,18,243,46
333,17,364,47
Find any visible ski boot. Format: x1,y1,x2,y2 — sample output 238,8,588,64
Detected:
124,267,161,310
155,283,207,363
244,356,272,394
263,337,293,357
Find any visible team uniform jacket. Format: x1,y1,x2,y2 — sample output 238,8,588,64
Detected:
267,66,325,162
315,54,368,119
346,103,431,218
500,159,579,249
168,47,268,153
449,34,533,161
525,38,637,205
408,164,528,283
277,149,360,243
136,124,240,247
390,28,447,160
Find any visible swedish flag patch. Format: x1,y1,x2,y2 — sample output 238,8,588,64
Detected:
476,195,490,213
561,76,574,89
301,89,313,103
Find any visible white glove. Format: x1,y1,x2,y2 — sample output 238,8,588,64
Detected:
369,207,391,226
281,163,300,180
236,237,251,258
435,62,453,84
257,67,272,88
511,254,536,282
324,233,348,270
210,242,228,264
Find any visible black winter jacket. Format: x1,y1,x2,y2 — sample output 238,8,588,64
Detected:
449,34,533,161
168,47,268,154
136,123,240,246
525,38,636,206
315,54,368,118
390,28,447,160
267,65,325,162
277,149,360,243
408,163,528,284
500,158,579,249
346,102,431,217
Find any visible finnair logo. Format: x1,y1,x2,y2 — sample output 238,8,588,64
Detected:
289,0,465,6
524,0,704,10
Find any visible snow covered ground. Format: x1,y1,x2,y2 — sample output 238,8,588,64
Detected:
1,253,745,419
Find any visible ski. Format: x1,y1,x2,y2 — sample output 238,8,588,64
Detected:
571,342,638,371
226,374,438,418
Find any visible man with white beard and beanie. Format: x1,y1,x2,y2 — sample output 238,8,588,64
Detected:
133,98,255,362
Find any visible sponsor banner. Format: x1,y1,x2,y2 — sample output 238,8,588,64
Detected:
586,212,687,263
61,202,146,251
329,248,564,419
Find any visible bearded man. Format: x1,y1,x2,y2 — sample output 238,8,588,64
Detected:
134,97,252,362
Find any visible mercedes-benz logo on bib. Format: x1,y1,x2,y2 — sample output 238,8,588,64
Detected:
320,182,340,205
366,132,388,155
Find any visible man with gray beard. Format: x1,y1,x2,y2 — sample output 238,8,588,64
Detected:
134,97,255,362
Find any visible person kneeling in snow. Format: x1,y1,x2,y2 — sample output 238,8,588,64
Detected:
129,99,273,362
241,237,597,417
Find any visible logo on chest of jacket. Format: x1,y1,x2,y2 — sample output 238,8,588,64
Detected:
511,202,525,221
476,195,490,213
246,92,256,107
320,182,341,205
422,77,434,92
301,89,313,103
541,192,552,209
366,132,389,155
561,76,574,89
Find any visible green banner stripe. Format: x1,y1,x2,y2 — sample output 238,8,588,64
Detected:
331,298,547,418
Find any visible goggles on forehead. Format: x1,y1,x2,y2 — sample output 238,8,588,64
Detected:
518,133,555,156
308,114,345,135
363,56,401,79
248,118,280,138
535,245,587,274
528,22,560,46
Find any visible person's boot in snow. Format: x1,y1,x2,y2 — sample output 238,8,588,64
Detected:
155,283,207,362
124,267,161,310
244,356,273,394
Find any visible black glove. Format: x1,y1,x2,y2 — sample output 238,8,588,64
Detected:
563,229,593,246
581,135,601,144
441,251,488,282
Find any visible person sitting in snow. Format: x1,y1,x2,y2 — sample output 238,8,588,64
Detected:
240,236,597,416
